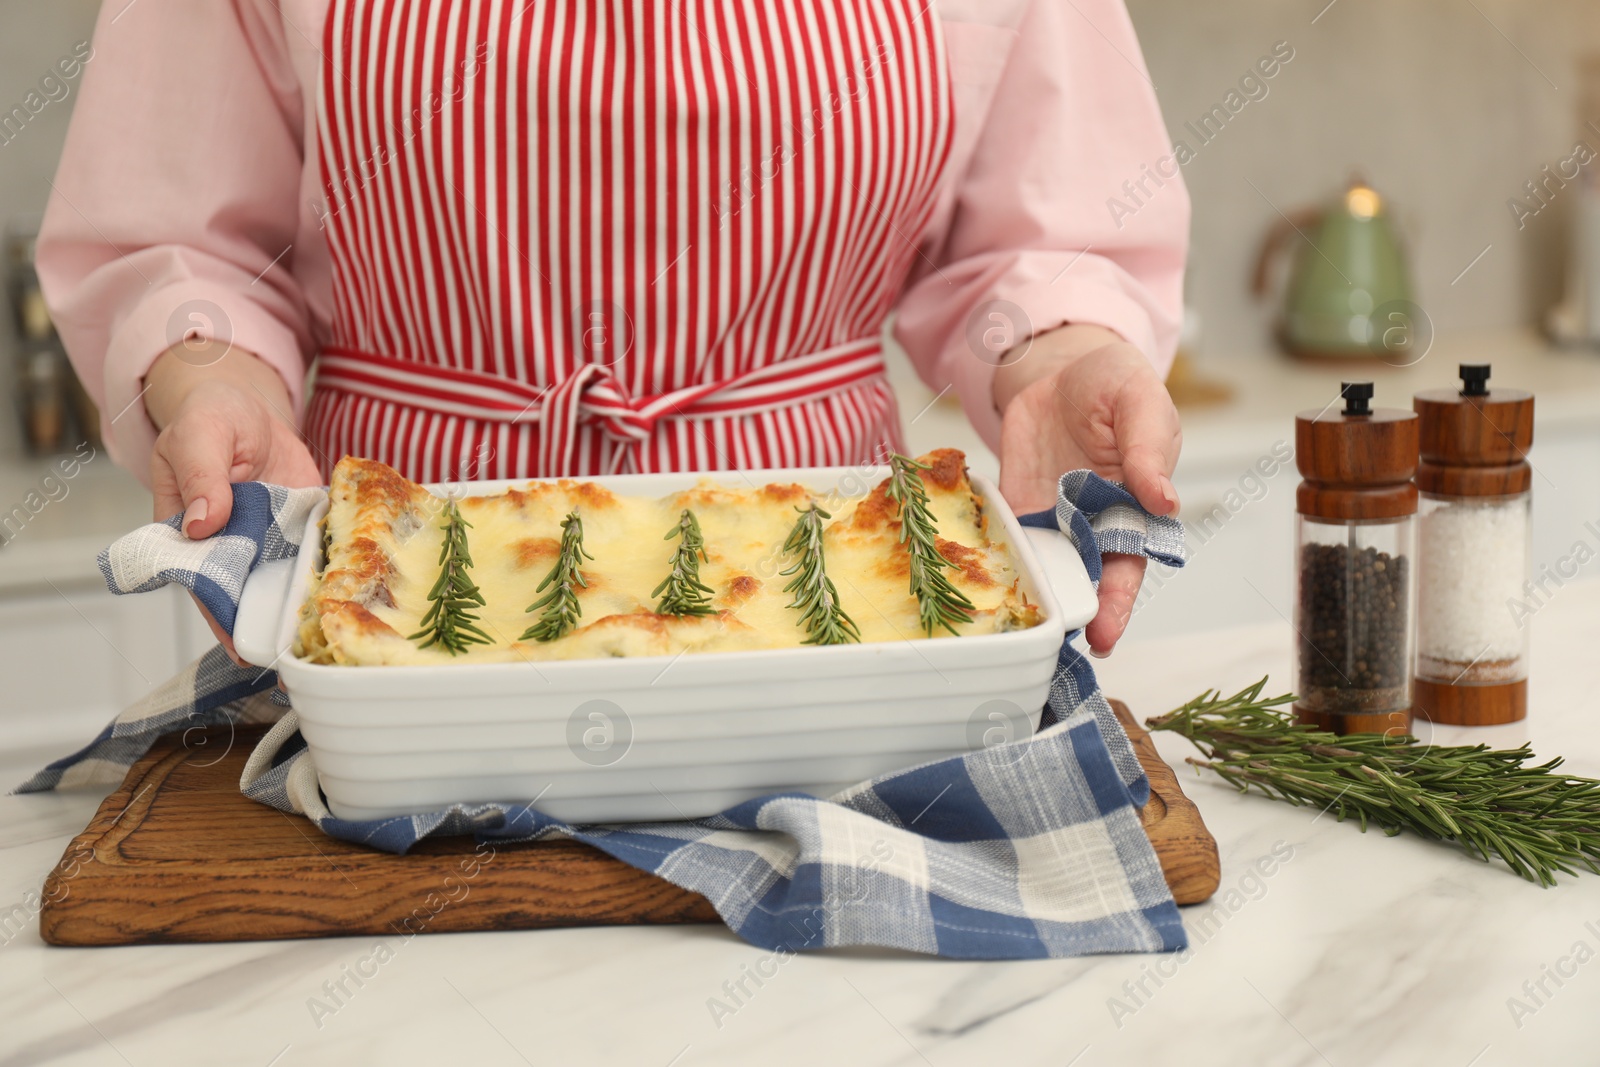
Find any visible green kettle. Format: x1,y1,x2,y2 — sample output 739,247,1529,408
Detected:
1252,179,1415,361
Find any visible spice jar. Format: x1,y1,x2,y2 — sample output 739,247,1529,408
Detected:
1412,364,1533,725
1293,382,1418,735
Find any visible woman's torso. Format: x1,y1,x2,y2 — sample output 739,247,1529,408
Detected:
306,0,957,480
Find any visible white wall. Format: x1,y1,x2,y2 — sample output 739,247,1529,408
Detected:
1126,0,1600,355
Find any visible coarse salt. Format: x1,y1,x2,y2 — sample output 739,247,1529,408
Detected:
1416,498,1528,665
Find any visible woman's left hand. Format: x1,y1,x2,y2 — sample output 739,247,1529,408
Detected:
994,324,1182,656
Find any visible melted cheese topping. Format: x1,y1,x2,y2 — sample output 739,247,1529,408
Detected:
296,449,1040,665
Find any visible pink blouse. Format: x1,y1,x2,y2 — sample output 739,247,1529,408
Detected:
38,0,1188,479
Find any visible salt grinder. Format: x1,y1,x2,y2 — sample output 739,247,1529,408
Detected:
1412,364,1534,725
1293,383,1418,735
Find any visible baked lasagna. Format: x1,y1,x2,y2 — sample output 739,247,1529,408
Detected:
295,448,1042,665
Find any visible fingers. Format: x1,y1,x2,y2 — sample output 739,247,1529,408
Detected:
1113,373,1182,517
151,457,187,529
1086,553,1146,656
192,592,247,667
151,410,240,538
1095,372,1169,651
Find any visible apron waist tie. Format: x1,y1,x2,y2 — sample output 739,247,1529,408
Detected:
315,339,887,476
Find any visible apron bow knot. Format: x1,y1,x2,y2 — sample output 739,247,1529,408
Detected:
539,363,728,475
314,339,891,478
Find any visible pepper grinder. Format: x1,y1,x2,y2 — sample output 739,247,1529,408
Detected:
1293,382,1419,736
1412,364,1534,725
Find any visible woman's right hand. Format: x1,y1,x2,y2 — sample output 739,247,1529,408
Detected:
151,377,322,537
146,344,322,536
144,343,321,662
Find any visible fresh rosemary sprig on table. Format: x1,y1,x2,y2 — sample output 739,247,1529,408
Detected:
653,509,716,617
520,511,592,642
781,504,860,646
408,499,492,655
886,453,975,637
1147,678,1600,886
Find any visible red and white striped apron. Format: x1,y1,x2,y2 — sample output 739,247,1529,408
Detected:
307,0,954,482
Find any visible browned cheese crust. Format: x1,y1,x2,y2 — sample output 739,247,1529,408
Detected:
295,448,1042,665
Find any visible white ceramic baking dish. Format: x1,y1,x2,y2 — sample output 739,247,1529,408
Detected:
233,465,1098,823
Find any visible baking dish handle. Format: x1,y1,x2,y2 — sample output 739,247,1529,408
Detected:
1020,526,1100,631
234,557,297,668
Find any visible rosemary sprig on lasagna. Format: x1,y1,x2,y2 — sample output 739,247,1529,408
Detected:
886,453,976,636
408,499,493,655
653,509,716,617
521,511,593,642
780,504,860,645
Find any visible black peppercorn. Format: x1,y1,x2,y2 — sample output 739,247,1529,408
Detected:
1297,542,1409,711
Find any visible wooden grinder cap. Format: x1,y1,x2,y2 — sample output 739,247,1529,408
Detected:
1295,382,1419,522
1414,364,1534,497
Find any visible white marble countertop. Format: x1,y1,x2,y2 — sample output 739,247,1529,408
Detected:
3,583,1598,1067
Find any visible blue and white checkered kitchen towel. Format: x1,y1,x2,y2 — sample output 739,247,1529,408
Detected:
20,473,1188,959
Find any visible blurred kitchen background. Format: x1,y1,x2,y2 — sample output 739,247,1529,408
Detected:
3,0,1600,742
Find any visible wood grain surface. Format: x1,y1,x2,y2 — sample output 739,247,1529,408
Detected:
39,703,1218,947
1413,387,1534,498
1114,701,1222,907
1414,386,1534,466
1413,675,1528,727
1294,406,1420,521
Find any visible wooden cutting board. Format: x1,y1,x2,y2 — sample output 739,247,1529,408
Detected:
38,702,1218,946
